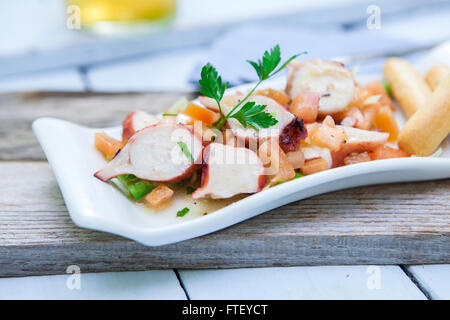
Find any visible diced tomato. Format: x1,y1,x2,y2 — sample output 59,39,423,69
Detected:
364,81,395,109
343,107,364,128
277,148,296,182
322,115,335,127
347,86,371,110
365,81,386,96
287,149,305,169
184,103,219,125
360,104,379,130
369,145,410,160
258,140,295,185
325,111,347,123
301,125,316,147
145,184,174,207
373,105,399,142
289,92,319,123
94,132,123,161
301,158,328,175
343,152,372,165
256,88,290,106
311,116,345,151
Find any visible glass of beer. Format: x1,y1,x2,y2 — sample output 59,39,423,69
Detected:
67,0,176,34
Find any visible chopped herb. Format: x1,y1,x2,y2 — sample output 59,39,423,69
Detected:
275,171,304,186
116,174,156,200
382,82,392,97
294,172,304,179
230,101,278,129
177,207,190,217
177,141,194,163
163,113,177,116
186,186,196,194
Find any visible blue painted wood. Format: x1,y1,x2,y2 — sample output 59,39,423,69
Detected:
0,0,445,78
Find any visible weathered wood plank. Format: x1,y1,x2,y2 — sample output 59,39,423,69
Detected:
0,91,194,160
0,161,448,277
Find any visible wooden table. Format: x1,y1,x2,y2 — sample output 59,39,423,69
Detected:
1,91,449,279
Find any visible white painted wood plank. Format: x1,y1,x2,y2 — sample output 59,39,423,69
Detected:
0,270,186,300
86,49,203,92
407,265,450,300
179,266,426,300
0,69,84,92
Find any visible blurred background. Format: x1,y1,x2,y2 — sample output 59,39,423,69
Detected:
0,0,449,92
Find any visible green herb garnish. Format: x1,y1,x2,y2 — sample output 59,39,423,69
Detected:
198,63,228,125
199,45,305,130
247,45,304,80
116,174,156,200
294,172,304,179
186,186,196,195
229,101,278,129
275,171,304,186
162,113,178,116
177,207,190,217
382,82,392,97
177,141,194,163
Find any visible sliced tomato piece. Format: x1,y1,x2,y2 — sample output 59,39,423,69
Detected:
369,145,410,160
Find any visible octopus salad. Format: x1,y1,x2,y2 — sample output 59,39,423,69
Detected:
93,45,450,217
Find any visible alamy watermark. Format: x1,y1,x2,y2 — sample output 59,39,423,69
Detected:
168,121,283,175
66,265,81,290
66,5,81,30
366,265,381,290
366,5,381,30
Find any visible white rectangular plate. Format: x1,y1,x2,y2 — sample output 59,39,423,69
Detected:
33,43,450,246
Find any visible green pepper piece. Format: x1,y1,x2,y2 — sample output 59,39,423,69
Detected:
117,174,156,200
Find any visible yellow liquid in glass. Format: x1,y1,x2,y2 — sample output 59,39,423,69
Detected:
68,0,176,27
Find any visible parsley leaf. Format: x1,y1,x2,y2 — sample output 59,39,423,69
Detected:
247,45,281,80
199,45,306,131
177,207,190,217
198,63,228,118
247,45,306,81
230,101,278,129
177,141,194,163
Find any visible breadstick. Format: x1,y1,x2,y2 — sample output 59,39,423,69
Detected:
398,74,450,156
383,58,431,118
425,64,450,90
